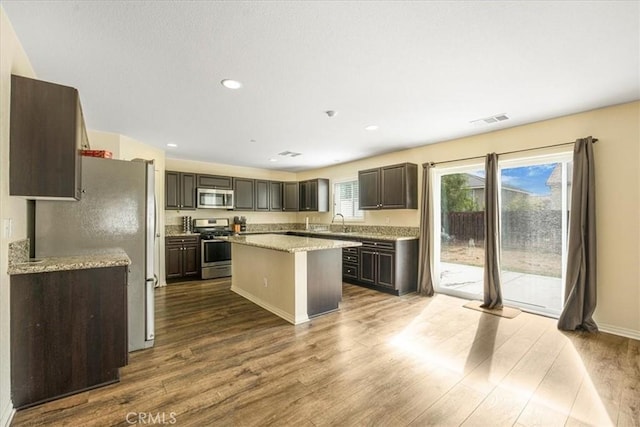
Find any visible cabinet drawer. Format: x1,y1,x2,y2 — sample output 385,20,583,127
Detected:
343,254,359,264
343,247,358,255
361,240,395,251
166,236,200,245
343,264,358,279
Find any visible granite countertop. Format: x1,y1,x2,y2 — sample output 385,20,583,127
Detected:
220,234,362,253
289,230,418,241
8,249,131,275
165,231,201,237
240,229,418,241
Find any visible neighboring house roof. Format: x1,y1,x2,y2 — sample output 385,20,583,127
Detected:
546,163,573,186
464,173,531,194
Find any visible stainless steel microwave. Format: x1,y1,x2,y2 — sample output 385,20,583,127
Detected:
197,188,234,209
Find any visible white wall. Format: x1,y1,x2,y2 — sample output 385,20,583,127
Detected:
0,6,36,424
86,130,121,159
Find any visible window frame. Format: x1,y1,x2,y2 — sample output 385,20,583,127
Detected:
333,177,364,222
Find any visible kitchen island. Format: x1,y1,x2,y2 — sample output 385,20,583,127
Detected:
221,234,361,324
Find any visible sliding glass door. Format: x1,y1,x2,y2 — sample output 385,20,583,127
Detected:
433,153,572,317
499,155,571,316
434,165,485,300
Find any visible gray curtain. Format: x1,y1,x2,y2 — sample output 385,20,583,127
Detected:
417,163,434,296
558,137,598,332
481,153,503,309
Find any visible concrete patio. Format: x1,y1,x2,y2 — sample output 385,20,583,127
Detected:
439,262,563,316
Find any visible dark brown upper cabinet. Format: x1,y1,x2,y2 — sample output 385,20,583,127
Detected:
282,182,299,211
165,171,196,210
10,75,88,200
269,181,283,211
234,178,255,211
358,163,417,210
299,178,329,212
196,174,233,189
255,179,270,211
358,169,381,210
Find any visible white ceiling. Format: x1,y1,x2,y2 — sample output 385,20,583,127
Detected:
2,1,639,172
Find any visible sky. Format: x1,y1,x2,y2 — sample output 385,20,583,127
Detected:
501,164,557,195
470,163,558,196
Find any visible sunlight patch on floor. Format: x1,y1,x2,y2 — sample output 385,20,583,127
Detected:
388,333,466,375
386,296,614,425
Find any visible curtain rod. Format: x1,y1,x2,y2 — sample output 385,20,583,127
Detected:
426,137,598,167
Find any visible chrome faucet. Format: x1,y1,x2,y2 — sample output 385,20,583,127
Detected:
331,213,346,232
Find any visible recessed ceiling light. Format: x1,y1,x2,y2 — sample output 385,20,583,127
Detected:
167,143,177,148
221,79,243,89
365,125,379,131
268,158,278,162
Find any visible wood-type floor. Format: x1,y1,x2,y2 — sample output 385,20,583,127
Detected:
11,279,640,426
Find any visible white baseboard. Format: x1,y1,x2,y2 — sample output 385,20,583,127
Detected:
1,399,15,427
598,323,640,340
230,286,309,325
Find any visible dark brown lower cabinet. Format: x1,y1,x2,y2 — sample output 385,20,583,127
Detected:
358,241,395,289
165,236,200,281
342,247,359,280
10,266,128,409
287,231,417,295
349,238,417,295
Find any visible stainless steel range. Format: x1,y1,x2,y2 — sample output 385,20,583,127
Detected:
193,218,232,279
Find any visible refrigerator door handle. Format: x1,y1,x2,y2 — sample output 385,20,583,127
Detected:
145,161,156,343
145,277,155,341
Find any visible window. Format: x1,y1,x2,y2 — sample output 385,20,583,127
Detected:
333,179,363,221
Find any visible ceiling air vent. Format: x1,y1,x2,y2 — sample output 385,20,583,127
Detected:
278,151,302,157
470,113,510,126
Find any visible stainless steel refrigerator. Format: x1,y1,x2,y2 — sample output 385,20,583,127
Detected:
35,156,156,352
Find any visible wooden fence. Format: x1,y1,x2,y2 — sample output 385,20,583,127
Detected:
442,210,563,251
